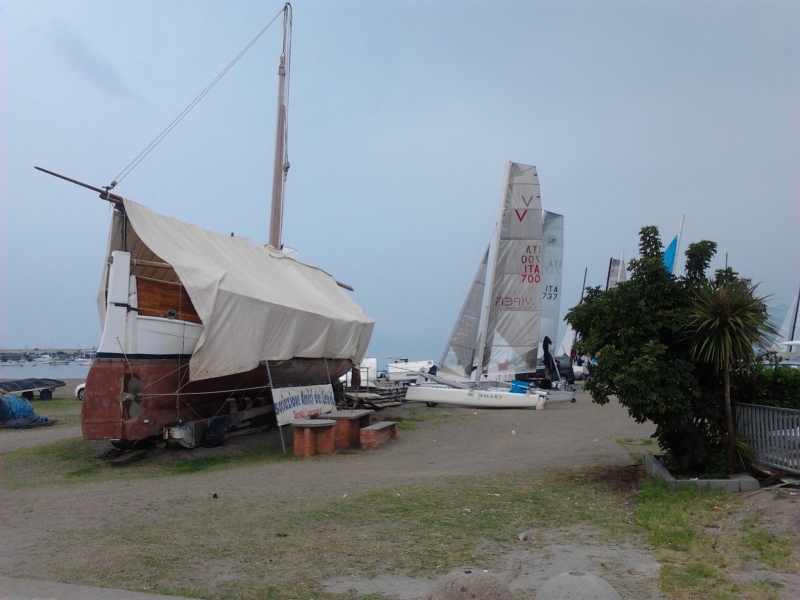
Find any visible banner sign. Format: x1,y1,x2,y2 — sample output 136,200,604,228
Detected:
273,384,336,425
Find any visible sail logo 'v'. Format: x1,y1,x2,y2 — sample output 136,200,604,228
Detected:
514,209,528,222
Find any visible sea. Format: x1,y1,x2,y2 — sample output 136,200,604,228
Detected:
0,362,91,381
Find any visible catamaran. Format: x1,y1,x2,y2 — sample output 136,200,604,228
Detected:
405,162,574,408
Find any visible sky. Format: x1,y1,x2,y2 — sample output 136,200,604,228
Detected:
1,0,798,366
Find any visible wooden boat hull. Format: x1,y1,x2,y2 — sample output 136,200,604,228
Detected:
82,357,352,443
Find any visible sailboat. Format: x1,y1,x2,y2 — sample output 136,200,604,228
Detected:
405,162,574,407
770,285,800,355
37,3,375,448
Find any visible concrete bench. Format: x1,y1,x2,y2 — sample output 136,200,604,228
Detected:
360,420,397,450
321,409,374,449
291,419,336,457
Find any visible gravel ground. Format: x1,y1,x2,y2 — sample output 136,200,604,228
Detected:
0,379,85,453
1,387,797,599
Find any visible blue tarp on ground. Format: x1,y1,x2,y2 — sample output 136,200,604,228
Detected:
0,394,53,428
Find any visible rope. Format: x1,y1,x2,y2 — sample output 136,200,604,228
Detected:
110,5,286,187
140,382,274,398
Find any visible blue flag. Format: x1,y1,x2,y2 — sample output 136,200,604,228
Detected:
663,236,678,274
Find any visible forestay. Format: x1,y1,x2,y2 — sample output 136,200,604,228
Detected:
100,198,375,381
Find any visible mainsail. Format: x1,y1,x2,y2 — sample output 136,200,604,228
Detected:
539,210,564,352
477,162,544,376
439,247,490,379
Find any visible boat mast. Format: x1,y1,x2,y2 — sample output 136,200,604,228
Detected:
269,3,292,249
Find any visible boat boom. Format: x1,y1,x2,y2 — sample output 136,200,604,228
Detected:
34,166,123,205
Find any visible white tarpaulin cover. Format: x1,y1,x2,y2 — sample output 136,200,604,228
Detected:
106,198,374,381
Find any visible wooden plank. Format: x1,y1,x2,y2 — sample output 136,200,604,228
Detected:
136,276,201,323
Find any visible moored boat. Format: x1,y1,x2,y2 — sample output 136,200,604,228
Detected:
407,161,574,407
39,3,375,447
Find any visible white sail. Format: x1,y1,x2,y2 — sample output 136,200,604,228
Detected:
558,323,575,357
605,255,626,290
439,247,490,378
770,291,800,353
478,162,544,377
406,161,575,407
539,210,564,352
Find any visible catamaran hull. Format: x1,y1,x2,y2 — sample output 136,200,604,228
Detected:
82,356,352,444
404,385,544,408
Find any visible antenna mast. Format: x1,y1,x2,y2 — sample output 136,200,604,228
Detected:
269,2,292,249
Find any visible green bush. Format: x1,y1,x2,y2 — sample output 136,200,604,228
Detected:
733,360,800,410
567,227,774,477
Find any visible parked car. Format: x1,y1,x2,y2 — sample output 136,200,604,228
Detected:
75,382,85,401
553,356,576,384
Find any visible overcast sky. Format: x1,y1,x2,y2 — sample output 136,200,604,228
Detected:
1,0,798,365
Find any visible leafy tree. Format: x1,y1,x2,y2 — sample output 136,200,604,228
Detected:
684,280,776,470
566,226,768,477
682,240,717,286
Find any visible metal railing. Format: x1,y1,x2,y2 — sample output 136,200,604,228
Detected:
737,403,800,475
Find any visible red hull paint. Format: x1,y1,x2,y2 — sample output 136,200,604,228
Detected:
82,357,352,442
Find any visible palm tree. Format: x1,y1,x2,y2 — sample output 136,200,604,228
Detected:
685,279,775,471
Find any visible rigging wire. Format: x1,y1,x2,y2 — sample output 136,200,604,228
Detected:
109,5,286,188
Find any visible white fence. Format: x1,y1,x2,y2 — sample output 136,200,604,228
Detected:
737,403,800,475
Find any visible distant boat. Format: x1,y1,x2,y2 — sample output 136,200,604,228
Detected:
386,359,434,382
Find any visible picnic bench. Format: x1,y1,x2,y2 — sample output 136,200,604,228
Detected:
291,419,336,457
360,420,397,450
322,409,374,449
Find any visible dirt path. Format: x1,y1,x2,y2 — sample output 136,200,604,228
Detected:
0,393,661,595
2,389,797,600
1,392,655,509
0,424,82,453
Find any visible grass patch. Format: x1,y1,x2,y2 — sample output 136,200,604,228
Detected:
4,459,798,600
386,404,456,431
157,445,287,475
35,465,644,597
0,436,291,487
29,399,82,413
7,436,95,464
18,398,83,426
616,436,659,463
635,478,800,598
